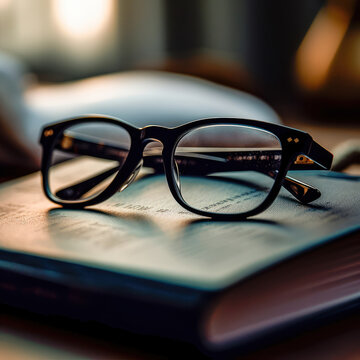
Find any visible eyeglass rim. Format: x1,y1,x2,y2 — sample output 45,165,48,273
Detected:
39,115,332,219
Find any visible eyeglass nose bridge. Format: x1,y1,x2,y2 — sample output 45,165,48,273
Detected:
140,125,181,192
140,125,172,145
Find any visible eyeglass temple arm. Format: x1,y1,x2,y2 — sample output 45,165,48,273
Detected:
55,166,120,201
54,135,325,203
145,151,322,204
175,138,333,202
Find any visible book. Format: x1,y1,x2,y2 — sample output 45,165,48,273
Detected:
0,159,359,355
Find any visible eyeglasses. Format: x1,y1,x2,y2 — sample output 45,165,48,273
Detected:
39,116,333,219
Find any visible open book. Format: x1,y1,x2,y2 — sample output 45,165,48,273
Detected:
0,158,359,355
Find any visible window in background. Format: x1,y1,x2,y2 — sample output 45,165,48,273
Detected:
0,0,165,81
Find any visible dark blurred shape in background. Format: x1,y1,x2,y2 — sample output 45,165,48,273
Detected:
295,0,360,117
0,0,359,120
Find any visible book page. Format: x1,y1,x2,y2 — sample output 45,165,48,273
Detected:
0,158,359,289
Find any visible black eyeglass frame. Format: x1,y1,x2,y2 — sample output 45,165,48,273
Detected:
40,115,333,220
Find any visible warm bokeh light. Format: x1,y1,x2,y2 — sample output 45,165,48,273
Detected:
295,2,353,92
0,0,11,11
52,0,113,39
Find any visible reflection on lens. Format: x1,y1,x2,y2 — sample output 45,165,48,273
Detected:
49,122,131,202
174,125,282,215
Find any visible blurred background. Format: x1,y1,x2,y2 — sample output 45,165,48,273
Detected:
0,0,359,113
0,0,359,177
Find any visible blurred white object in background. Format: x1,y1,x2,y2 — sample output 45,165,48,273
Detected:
0,52,280,171
52,0,113,39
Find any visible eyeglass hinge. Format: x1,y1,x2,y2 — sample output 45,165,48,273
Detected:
294,155,314,165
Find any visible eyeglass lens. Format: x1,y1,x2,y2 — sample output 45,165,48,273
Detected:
48,122,131,201
174,125,282,214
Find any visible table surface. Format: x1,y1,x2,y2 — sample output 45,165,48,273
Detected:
0,117,359,359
